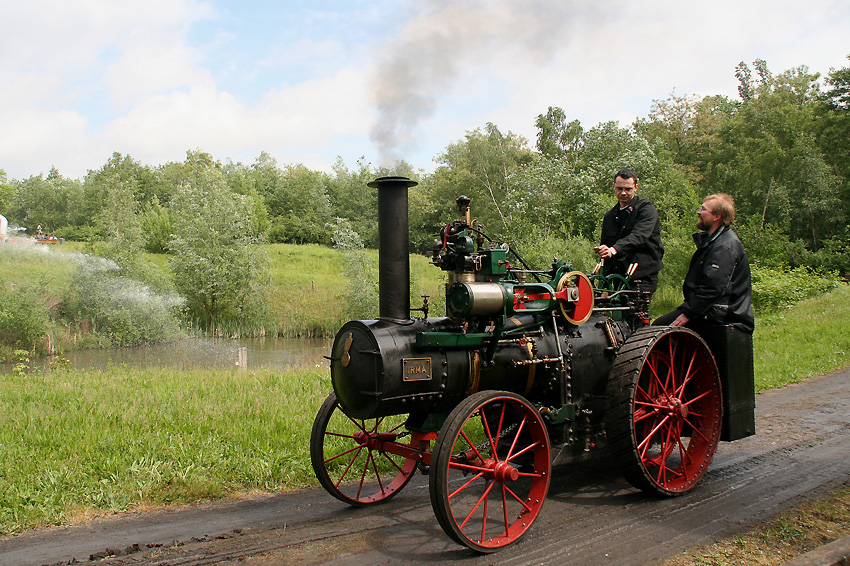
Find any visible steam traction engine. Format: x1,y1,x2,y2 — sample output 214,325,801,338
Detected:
310,177,755,552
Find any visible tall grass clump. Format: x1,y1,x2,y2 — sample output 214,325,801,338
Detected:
0,365,331,534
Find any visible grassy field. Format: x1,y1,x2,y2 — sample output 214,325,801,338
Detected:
263,243,445,336
0,284,848,536
0,365,331,534
753,284,850,390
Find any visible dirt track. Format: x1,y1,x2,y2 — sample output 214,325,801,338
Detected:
2,366,849,566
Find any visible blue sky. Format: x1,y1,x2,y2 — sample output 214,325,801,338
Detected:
1,0,849,180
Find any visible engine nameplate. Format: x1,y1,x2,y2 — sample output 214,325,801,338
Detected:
403,358,432,381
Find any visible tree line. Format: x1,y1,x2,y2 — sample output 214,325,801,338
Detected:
0,57,848,338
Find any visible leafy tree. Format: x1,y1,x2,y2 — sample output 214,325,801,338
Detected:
326,157,382,248
506,157,608,242
9,170,84,235
90,175,144,272
263,164,333,244
84,153,162,219
735,61,754,101
429,123,534,240
0,169,15,215
824,55,850,110
819,55,850,220
578,121,656,195
223,157,272,240
735,59,769,102
711,63,842,249
535,106,583,163
169,163,270,333
634,93,736,184
141,197,173,254
330,217,378,319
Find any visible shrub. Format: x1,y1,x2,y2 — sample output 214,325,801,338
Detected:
0,287,50,353
54,224,95,243
750,264,839,312
795,237,850,276
62,256,183,346
331,218,378,319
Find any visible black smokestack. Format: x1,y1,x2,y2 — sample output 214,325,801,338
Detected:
367,176,418,320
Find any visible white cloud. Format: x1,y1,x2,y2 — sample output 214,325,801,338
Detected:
102,30,212,110
1,0,848,180
96,66,372,169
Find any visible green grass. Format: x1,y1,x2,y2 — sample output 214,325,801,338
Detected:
263,244,445,336
0,365,331,534
0,243,77,302
754,284,850,391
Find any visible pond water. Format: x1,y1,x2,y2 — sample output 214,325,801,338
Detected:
18,336,333,373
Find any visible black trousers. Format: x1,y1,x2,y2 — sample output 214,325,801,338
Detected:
652,308,682,327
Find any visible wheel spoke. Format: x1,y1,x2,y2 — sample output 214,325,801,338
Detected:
683,416,713,443
480,485,489,543
501,486,509,539
459,429,489,463
323,442,365,465
636,414,671,455
458,480,495,530
333,445,365,487
505,415,528,461
379,447,406,474
448,471,487,499
673,349,700,398
507,439,541,463
683,389,712,407
644,356,668,397
480,403,508,461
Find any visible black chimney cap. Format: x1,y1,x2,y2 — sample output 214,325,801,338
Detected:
367,176,418,189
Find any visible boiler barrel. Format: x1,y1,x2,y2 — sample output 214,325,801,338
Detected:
330,317,470,419
329,316,604,420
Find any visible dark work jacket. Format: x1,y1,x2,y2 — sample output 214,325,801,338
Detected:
600,195,664,280
679,225,754,333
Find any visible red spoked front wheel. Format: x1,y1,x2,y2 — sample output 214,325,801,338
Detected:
429,391,551,552
606,326,723,496
310,392,431,506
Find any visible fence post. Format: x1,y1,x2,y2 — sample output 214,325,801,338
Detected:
237,346,248,372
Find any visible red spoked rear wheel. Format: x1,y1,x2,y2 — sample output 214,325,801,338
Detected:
606,326,722,496
429,391,551,552
310,392,431,506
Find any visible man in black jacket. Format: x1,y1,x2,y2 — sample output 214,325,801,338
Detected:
595,168,664,299
654,193,754,333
